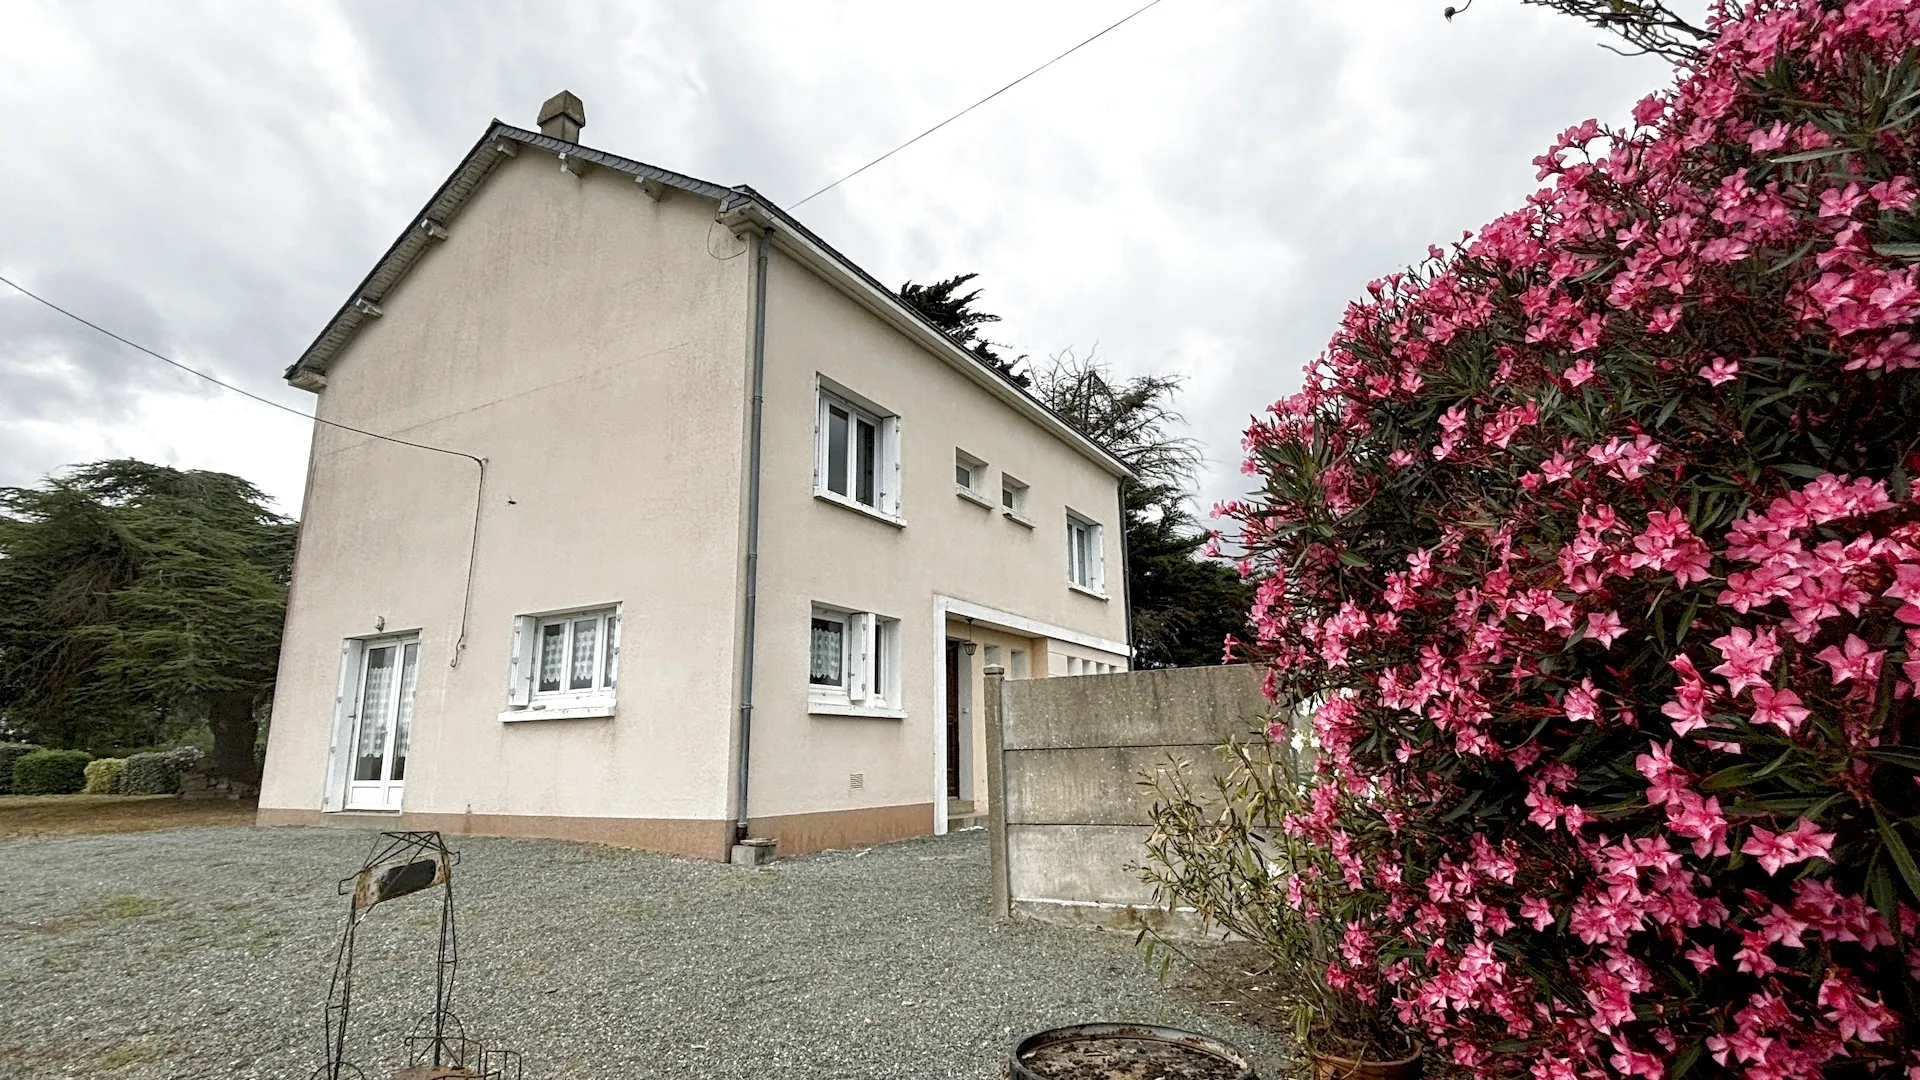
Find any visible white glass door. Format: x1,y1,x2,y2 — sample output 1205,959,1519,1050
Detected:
345,636,419,810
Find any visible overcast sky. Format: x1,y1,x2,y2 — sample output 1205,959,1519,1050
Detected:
0,0,1685,519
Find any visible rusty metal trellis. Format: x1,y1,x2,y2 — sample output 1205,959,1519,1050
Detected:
313,830,524,1080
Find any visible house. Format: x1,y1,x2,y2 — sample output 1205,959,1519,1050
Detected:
255,92,1132,860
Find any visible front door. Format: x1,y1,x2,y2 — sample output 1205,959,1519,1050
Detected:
345,636,419,811
945,640,963,799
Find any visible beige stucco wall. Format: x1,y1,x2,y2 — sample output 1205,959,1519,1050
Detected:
261,143,1131,857
747,247,1130,823
259,150,753,830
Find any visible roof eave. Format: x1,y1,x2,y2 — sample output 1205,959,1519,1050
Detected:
717,194,1135,481
284,122,734,388
284,125,1134,483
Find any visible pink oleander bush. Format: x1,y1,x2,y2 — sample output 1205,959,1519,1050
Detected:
1209,3,1920,1078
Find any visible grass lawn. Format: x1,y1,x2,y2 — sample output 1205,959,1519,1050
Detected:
0,793,255,839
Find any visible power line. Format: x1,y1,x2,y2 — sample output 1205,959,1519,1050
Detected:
0,271,493,670
0,273,482,467
789,0,1170,209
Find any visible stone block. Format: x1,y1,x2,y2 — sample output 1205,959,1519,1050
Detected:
729,838,777,866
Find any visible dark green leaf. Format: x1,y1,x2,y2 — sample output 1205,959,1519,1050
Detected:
1875,807,1920,905
1865,746,1920,771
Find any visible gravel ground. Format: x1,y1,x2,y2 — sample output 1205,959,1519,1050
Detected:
0,825,1291,1079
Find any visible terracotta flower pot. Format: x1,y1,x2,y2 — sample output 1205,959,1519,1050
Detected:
1308,1043,1422,1080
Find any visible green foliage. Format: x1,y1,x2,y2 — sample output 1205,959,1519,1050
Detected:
1030,349,1255,667
1139,726,1412,1060
82,757,125,795
896,276,1254,667
0,742,42,794
0,460,296,777
13,748,92,795
120,747,202,796
897,272,1029,385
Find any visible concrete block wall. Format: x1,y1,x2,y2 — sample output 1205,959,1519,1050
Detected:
983,663,1272,933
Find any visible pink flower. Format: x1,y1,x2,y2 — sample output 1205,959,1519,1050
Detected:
1519,895,1555,931
1743,817,1838,874
1564,679,1601,725
1885,564,1920,625
1684,944,1718,973
1562,357,1596,388
1698,356,1740,385
1585,610,1625,648
1820,973,1897,1044
1636,742,1690,806
1748,686,1810,734
1815,634,1885,687
1709,626,1780,695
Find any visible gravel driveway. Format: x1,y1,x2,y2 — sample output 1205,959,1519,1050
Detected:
0,824,1289,1079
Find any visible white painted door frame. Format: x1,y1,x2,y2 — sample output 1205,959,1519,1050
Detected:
342,633,420,811
929,595,1130,835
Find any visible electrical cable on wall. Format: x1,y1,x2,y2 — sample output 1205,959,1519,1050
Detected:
0,273,489,669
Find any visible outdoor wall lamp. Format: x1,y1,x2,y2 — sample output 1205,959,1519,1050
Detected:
962,616,977,656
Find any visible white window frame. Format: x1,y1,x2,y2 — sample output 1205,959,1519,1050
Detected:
501,604,621,722
815,379,902,523
955,449,993,508
1000,474,1032,526
1066,511,1106,597
810,603,903,719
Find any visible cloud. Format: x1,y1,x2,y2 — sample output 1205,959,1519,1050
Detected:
0,0,1692,521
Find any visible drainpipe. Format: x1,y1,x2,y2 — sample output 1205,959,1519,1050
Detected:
734,225,773,844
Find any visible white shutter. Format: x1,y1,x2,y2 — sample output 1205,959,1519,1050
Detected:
848,613,872,702
813,390,827,491
1094,524,1106,593
322,638,366,813
884,415,902,516
506,616,537,707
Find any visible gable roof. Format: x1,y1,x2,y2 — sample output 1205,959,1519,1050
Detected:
288,121,1133,480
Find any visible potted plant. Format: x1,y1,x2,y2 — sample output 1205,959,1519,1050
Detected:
1138,727,1419,1080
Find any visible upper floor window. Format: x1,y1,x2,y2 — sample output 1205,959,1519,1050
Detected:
816,383,900,519
1001,475,1031,524
1066,512,1105,595
955,449,993,508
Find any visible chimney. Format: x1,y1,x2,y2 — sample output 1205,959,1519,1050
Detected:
537,91,585,142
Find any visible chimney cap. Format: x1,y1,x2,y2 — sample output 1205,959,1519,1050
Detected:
537,91,585,140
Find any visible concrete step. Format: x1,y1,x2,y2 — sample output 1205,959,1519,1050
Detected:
948,813,989,831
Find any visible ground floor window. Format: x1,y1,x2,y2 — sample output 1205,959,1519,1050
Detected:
810,604,901,712
504,605,622,719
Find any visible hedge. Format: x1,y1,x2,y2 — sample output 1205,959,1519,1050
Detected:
120,747,204,796
82,757,126,795
0,743,42,795
13,749,93,795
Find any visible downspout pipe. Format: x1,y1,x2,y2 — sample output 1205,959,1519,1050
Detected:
734,225,773,844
